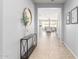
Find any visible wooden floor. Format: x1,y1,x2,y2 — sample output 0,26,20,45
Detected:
29,31,75,59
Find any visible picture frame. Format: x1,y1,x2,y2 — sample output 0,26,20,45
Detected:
71,7,78,24
66,12,70,24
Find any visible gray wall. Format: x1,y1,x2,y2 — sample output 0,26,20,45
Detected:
3,0,35,59
64,0,78,58
34,4,38,33
34,3,64,40
0,0,3,59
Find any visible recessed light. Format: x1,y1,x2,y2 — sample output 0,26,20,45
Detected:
51,0,54,2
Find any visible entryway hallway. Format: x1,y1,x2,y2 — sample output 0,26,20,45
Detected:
0,0,78,59
29,31,75,59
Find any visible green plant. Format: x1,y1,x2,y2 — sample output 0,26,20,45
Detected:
21,15,29,27
21,15,29,36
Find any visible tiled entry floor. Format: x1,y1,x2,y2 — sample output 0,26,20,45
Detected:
29,32,75,59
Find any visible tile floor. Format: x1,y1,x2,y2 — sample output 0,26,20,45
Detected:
29,31,75,59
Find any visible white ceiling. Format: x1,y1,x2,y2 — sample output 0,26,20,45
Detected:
38,8,61,20
33,0,66,4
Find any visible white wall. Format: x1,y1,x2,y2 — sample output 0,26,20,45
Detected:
2,0,35,59
0,0,3,59
56,8,62,40
64,0,78,58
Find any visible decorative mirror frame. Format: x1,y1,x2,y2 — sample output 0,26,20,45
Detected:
23,8,32,25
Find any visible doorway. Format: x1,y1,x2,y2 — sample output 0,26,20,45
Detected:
37,8,62,39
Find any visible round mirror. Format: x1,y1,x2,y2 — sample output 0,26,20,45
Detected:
23,8,32,25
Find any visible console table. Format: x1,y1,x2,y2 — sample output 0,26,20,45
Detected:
20,33,37,59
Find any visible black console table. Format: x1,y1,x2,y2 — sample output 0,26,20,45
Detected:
20,33,37,59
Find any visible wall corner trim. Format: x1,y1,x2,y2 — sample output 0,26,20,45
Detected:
64,42,78,59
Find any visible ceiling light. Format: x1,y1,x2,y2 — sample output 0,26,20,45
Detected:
51,0,54,2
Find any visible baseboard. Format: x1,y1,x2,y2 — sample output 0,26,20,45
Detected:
64,43,78,59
